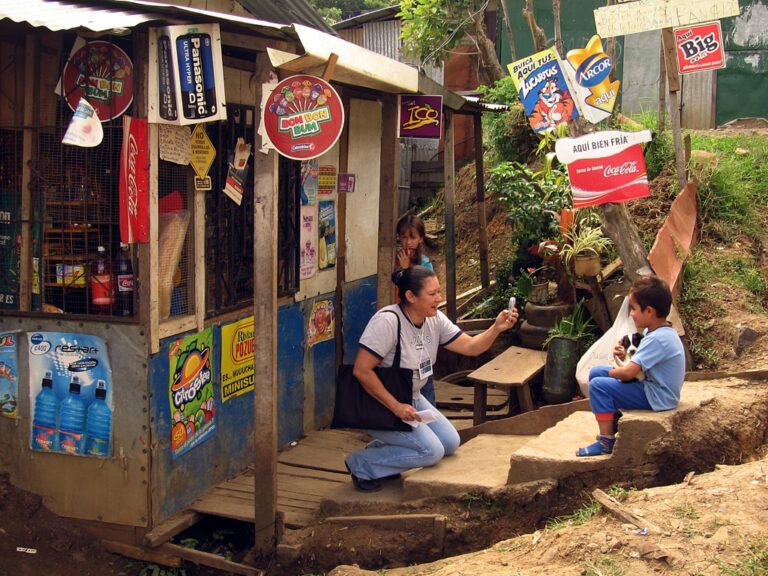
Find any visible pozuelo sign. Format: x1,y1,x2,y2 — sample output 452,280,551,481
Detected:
262,75,345,161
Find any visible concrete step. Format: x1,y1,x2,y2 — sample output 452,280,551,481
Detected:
402,434,533,500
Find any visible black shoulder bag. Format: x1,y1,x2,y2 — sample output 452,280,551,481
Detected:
331,310,413,431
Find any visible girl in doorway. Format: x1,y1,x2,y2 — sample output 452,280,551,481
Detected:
394,214,437,405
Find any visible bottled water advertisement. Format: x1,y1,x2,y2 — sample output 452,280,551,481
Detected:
27,332,113,457
0,332,19,419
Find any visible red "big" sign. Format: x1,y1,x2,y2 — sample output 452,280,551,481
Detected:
674,21,726,75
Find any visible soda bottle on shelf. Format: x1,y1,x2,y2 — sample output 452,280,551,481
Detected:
115,242,134,317
90,245,114,315
85,379,112,457
56,375,86,455
31,370,59,451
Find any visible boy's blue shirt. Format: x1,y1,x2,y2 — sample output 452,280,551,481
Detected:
633,325,685,410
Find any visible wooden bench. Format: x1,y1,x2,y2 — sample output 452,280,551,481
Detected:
466,346,547,425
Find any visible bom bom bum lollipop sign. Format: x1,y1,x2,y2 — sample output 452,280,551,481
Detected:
263,75,344,160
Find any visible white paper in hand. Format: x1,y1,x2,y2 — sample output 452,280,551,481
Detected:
402,409,440,428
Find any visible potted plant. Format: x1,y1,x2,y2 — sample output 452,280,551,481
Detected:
559,221,613,278
541,300,594,404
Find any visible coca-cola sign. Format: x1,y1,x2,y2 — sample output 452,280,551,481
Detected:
119,116,149,243
554,129,652,208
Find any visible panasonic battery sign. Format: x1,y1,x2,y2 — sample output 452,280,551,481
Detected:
149,23,227,125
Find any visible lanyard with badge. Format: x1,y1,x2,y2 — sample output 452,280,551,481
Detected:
414,333,433,379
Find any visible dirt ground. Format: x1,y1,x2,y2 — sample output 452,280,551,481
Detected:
5,135,768,576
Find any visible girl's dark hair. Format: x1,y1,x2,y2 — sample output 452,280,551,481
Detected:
631,275,672,318
391,265,436,298
396,214,436,265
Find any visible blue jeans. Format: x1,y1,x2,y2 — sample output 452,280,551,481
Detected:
345,396,460,480
588,365,652,418
420,376,436,407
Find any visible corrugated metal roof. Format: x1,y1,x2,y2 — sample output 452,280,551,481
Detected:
0,0,290,35
0,0,154,31
333,5,399,30
238,0,336,35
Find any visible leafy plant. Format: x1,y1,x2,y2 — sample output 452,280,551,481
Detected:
718,541,768,575
583,556,625,576
543,299,594,347
545,497,600,530
559,222,613,268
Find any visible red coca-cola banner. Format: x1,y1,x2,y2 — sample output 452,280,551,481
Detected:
554,130,652,208
119,116,149,243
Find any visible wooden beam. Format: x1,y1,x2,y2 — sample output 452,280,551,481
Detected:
143,510,202,548
376,94,399,309
335,92,351,370
160,543,264,576
443,109,457,322
473,113,489,288
252,51,279,556
221,31,290,54
321,53,339,81
194,184,205,331
20,33,39,311
661,28,687,191
102,540,183,568
592,488,663,534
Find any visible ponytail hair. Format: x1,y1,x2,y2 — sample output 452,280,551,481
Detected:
391,265,436,298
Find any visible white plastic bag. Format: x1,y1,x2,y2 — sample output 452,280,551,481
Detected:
576,296,639,397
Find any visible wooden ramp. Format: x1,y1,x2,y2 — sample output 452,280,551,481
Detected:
186,429,369,529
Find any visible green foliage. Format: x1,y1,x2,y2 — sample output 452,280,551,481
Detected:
606,485,635,502
488,160,570,251
630,110,675,180
544,299,594,346
719,541,768,575
583,557,625,576
399,0,480,67
559,222,613,267
688,134,768,241
545,497,600,530
307,0,391,24
137,565,186,576
477,77,531,164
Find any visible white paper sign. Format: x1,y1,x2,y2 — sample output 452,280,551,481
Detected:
62,99,103,147
159,125,192,165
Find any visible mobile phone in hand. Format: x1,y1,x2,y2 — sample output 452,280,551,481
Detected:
508,296,516,314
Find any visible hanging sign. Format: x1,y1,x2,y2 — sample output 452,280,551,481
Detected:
565,35,620,124
262,75,345,160
398,95,442,139
555,130,653,208
148,23,227,125
594,0,740,38
674,21,725,74
190,124,216,191
508,48,579,133
119,116,149,244
60,38,134,122
62,99,104,147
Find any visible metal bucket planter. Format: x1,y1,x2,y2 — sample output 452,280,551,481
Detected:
542,336,581,404
527,281,549,304
573,253,601,277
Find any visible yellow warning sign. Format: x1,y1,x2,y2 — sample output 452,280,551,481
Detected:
190,124,216,179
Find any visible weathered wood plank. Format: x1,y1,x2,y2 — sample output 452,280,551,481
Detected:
160,543,263,576
102,540,183,568
467,346,546,387
277,462,348,482
143,510,203,547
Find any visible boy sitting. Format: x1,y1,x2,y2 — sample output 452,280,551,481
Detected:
577,275,686,457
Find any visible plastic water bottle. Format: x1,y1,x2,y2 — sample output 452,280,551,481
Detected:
85,379,112,457
31,370,59,451
57,375,86,455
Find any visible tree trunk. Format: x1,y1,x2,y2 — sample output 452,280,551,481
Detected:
523,0,548,52
553,0,563,56
472,16,506,84
499,0,517,62
600,203,650,282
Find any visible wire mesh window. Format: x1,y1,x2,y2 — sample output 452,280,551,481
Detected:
0,130,25,311
204,107,300,316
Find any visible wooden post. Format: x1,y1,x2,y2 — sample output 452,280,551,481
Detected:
252,51,279,556
658,33,667,134
20,34,39,311
552,0,563,57
473,114,489,289
443,109,457,322
335,94,350,368
661,28,688,191
600,202,649,282
376,94,400,309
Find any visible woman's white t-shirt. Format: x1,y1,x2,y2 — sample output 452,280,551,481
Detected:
358,305,462,399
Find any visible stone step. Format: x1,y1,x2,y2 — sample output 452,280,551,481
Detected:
402,434,533,500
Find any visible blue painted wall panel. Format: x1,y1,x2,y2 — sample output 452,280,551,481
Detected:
342,276,378,364
149,325,254,522
277,303,305,447
312,334,336,428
